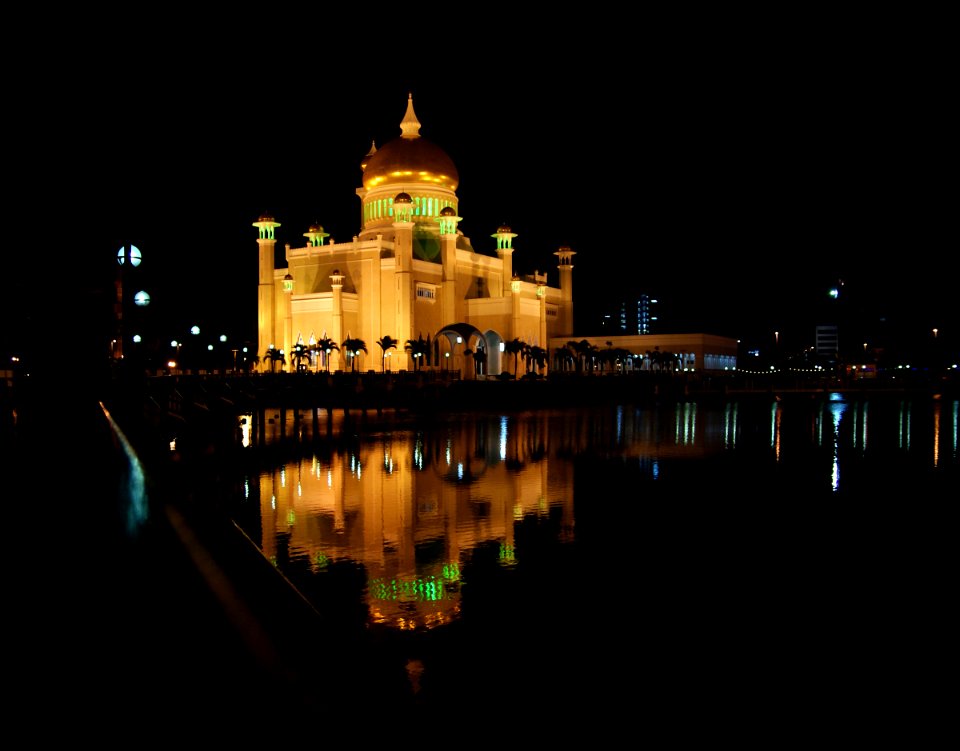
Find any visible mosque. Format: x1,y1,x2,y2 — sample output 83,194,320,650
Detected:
255,94,737,376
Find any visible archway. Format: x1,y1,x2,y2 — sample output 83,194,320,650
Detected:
436,322,489,379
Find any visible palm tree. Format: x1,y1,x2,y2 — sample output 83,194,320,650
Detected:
264,346,286,373
504,338,526,378
341,336,367,373
566,339,597,374
290,341,310,372
313,336,339,373
526,345,547,376
377,335,399,372
405,336,428,371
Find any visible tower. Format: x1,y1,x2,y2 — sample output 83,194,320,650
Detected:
254,213,281,363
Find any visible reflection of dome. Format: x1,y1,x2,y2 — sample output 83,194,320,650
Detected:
362,94,459,191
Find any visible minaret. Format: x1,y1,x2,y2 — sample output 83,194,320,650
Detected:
492,224,517,297
281,272,293,372
510,276,522,343
437,206,462,324
393,192,415,370
330,269,345,372
254,213,281,367
555,246,576,337
304,223,330,247
536,273,548,373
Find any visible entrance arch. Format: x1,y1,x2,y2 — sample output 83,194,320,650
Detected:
435,322,502,378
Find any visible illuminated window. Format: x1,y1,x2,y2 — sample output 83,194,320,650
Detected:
416,283,437,300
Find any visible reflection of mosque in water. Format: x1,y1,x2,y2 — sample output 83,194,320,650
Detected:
240,396,958,631
243,404,729,632
249,412,580,631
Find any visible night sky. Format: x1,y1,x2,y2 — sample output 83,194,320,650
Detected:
6,12,954,366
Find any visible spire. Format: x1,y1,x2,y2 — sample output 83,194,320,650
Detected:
400,92,421,139
361,140,377,172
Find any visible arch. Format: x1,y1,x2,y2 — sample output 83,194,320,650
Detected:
435,322,485,378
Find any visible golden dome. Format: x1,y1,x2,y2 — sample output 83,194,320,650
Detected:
362,94,459,191
394,192,413,204
440,206,456,216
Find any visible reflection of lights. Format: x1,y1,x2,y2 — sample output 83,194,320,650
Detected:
899,401,911,450
414,437,424,470
770,401,778,449
368,575,449,603
500,416,508,460
724,402,738,449
774,402,782,460
933,401,940,467
457,463,464,480
829,396,847,492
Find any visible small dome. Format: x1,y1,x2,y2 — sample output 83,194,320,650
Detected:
308,223,325,233
440,206,456,216
497,224,512,233
283,273,293,280
394,192,413,204
258,212,275,223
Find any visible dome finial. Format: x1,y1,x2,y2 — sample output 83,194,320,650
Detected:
400,92,421,139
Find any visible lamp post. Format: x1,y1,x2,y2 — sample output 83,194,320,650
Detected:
114,244,143,361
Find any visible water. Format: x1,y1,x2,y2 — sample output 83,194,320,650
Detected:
221,392,957,729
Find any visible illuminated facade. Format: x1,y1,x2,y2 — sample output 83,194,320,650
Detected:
256,94,575,375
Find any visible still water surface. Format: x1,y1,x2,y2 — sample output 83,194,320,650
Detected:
225,393,956,720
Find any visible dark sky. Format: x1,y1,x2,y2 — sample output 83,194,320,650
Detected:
7,12,954,362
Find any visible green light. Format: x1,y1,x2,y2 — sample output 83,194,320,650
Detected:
368,575,447,602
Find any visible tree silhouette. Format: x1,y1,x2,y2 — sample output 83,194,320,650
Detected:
377,335,399,372
405,336,428,372
264,346,286,373
341,336,367,373
526,345,547,375
313,336,339,373
504,338,526,378
290,341,310,372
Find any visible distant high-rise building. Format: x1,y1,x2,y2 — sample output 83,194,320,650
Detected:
599,295,658,335
816,325,839,357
